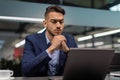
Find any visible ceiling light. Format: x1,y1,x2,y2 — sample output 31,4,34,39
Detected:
109,4,120,11
94,29,120,37
77,35,92,41
0,16,44,22
15,28,46,48
15,40,25,48
77,29,120,42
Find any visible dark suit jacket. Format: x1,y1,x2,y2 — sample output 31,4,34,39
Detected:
22,31,78,77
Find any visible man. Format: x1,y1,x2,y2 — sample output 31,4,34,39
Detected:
22,5,78,77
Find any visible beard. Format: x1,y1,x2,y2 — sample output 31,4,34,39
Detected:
47,28,55,36
47,27,62,37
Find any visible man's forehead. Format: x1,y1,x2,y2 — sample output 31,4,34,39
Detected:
47,12,64,17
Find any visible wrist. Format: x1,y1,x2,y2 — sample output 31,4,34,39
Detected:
47,46,55,54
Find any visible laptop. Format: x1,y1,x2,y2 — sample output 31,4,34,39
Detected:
63,48,114,80
48,48,114,80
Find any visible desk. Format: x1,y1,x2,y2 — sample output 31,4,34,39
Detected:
105,75,120,80
13,75,120,80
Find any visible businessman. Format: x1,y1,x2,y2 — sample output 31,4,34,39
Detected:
22,5,78,77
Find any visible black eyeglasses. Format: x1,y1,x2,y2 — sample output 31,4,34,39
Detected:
50,19,64,24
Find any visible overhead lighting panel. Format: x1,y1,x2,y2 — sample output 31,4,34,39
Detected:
109,4,120,11
0,16,44,23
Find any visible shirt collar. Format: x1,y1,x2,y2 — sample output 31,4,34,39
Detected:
45,33,50,44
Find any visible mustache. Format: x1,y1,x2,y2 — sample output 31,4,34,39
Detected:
56,27,62,30
57,27,61,29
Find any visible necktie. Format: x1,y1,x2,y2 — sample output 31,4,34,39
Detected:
47,42,51,48
47,42,57,76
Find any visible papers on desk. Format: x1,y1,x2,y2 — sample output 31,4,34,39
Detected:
110,71,120,77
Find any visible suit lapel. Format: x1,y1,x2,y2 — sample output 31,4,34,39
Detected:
37,31,48,50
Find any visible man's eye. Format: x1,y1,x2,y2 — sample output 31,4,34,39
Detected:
51,20,57,24
51,20,64,24
59,20,64,24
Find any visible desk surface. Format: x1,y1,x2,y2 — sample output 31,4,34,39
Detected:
12,75,120,80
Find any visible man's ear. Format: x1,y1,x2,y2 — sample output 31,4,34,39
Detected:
43,20,47,28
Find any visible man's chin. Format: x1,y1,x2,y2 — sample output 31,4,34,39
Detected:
52,32,62,36
55,33,61,35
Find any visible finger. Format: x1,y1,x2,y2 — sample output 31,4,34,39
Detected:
62,41,69,52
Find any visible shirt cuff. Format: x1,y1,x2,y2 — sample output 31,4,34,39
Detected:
46,49,52,58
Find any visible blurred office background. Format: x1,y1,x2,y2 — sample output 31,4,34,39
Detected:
0,0,120,76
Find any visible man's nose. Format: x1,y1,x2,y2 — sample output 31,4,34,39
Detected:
56,22,61,27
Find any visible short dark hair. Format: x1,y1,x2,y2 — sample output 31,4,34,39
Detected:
44,5,65,18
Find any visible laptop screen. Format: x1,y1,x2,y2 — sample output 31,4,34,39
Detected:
63,48,114,80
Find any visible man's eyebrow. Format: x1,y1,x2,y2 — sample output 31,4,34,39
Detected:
51,19,64,20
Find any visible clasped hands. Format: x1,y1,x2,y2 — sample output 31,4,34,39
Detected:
47,35,69,54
